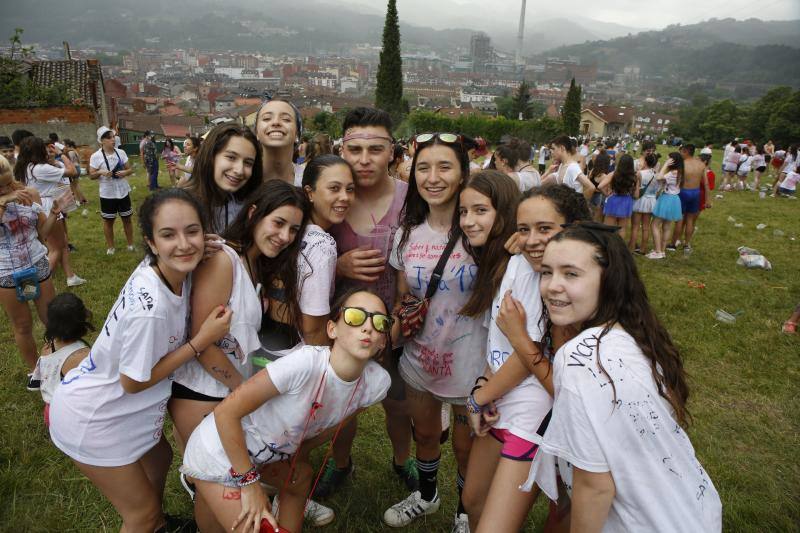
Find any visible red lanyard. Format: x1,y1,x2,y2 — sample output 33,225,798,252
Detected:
279,363,363,512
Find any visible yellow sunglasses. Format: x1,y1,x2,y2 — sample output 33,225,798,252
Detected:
339,306,393,333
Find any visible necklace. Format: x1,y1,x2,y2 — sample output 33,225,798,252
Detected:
153,263,179,295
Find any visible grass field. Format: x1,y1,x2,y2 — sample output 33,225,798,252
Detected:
0,148,798,532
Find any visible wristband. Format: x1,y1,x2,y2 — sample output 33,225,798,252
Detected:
187,339,201,358
230,466,260,487
466,393,483,415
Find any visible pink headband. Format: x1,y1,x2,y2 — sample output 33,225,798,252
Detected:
342,132,393,143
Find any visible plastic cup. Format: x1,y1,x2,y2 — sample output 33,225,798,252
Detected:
357,225,391,260
714,309,736,324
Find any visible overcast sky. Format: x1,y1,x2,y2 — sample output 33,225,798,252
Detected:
338,0,800,30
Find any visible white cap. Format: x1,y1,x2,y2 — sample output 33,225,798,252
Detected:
97,126,115,144
54,142,65,151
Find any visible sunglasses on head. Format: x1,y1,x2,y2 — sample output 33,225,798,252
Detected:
338,306,393,333
413,133,463,149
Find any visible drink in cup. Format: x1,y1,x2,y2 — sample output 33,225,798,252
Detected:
356,224,391,260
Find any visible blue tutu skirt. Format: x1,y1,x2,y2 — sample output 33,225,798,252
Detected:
603,194,634,218
652,193,683,221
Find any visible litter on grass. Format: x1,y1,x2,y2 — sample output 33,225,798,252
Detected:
756,223,767,230
727,216,736,222
736,246,772,270
715,309,742,324
734,223,744,228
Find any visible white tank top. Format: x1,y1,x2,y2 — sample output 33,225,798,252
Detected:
34,340,87,403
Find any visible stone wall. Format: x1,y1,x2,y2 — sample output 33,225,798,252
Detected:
0,106,100,148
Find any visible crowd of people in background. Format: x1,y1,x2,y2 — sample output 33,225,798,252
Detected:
13,99,800,532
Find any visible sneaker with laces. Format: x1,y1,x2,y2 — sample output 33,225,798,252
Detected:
665,244,677,252
451,512,470,533
179,472,196,502
66,275,87,287
312,457,353,499
383,490,440,527
26,373,41,391
106,247,116,255
272,494,335,527
393,458,419,491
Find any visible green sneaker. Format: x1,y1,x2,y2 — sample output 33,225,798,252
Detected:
393,458,419,491
312,457,354,499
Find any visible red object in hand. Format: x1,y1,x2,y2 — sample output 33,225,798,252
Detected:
260,518,290,533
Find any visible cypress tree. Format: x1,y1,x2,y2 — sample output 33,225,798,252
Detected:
562,78,582,135
512,80,532,120
375,0,404,124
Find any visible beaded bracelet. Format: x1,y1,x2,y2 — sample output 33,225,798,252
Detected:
466,393,483,415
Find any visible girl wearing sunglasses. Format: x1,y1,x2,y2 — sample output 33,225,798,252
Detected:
180,289,392,533
524,223,721,532
384,133,486,531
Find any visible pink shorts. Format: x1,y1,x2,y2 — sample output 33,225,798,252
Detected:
489,428,539,461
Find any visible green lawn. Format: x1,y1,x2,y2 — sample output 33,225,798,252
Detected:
0,150,798,532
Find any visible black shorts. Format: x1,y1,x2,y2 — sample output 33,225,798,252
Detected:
539,163,546,173
100,195,133,219
171,381,225,402
756,166,766,173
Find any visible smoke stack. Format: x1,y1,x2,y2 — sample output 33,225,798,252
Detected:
516,0,527,67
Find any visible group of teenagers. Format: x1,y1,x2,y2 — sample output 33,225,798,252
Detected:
2,101,722,533
718,139,799,197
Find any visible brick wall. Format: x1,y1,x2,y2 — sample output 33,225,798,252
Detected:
0,105,100,147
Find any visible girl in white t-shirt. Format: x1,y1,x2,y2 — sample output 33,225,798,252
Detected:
188,123,264,235
33,292,92,427
462,184,592,532
14,136,85,287
523,222,722,532
630,152,659,253
544,135,596,201
181,289,392,533
770,144,797,197
49,189,233,532
384,133,486,530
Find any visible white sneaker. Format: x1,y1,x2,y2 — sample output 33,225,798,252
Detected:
272,494,334,527
646,251,665,260
106,248,116,255
383,490,440,527
452,512,470,533
66,275,86,287
126,245,136,252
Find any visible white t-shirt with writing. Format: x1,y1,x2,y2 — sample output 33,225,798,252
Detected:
298,224,338,317
33,340,88,404
779,171,800,191
525,327,722,532
49,262,191,466
89,148,132,199
173,245,261,398
389,222,487,399
26,162,69,215
484,254,550,443
181,345,390,477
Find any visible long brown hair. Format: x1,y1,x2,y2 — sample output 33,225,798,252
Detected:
187,123,263,233
222,180,309,333
459,170,521,317
551,224,690,425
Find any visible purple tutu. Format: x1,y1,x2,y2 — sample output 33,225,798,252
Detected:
603,194,634,218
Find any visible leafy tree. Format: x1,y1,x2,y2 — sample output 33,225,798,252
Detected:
745,86,793,141
0,28,73,108
696,99,745,143
375,0,404,125
311,111,342,138
764,90,800,147
562,78,582,136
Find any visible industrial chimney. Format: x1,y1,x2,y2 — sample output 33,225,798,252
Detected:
516,0,527,69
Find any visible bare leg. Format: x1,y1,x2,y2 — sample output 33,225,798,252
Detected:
72,458,165,532
331,417,357,469
661,221,673,253
462,434,502,531
383,396,412,464
652,218,663,253
629,212,641,250
32,278,56,326
121,216,135,246
476,459,540,533
672,218,684,247
641,213,652,252
103,218,116,249
683,213,699,247
140,436,173,505
0,288,37,369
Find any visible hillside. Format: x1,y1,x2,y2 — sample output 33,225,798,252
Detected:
540,18,800,90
